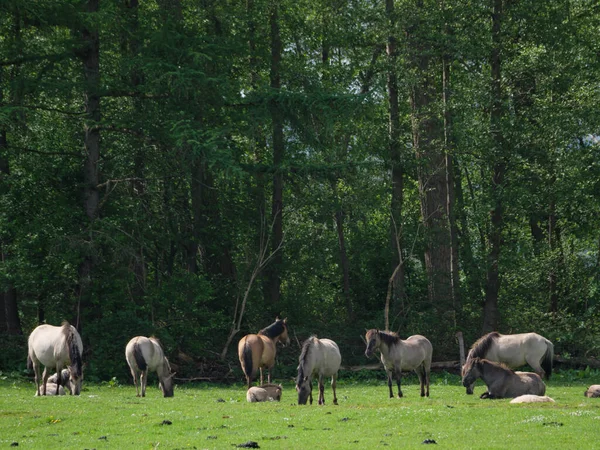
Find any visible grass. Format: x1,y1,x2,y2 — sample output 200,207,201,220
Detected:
1,371,599,449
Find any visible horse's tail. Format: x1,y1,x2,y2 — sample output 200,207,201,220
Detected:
241,341,253,385
27,354,33,371
542,339,554,380
133,342,147,371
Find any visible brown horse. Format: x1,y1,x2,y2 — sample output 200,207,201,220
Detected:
238,318,290,388
462,357,546,399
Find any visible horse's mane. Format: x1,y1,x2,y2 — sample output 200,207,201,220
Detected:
377,330,401,347
468,332,500,359
469,357,512,374
259,319,286,339
62,321,83,377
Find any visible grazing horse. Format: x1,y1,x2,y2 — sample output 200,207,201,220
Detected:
463,332,554,395
125,336,175,397
246,384,282,402
27,322,83,396
584,385,600,398
364,329,432,398
238,318,290,388
462,357,546,399
296,336,341,405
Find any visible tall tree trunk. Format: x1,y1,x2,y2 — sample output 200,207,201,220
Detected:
386,0,405,319
482,0,505,333
75,0,102,329
332,183,353,321
265,1,284,308
408,3,456,350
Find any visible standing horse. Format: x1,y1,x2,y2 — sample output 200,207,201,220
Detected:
125,336,175,397
27,322,83,396
238,318,290,388
296,336,341,405
462,357,546,399
364,329,432,398
463,332,553,395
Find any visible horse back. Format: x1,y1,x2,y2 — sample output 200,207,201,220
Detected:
493,333,550,367
314,338,342,376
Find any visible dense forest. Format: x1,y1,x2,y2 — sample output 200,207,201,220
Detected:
1,0,599,382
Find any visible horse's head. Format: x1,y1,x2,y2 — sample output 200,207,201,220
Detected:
364,329,380,358
278,318,290,346
159,357,175,397
68,367,83,395
461,357,482,388
296,375,311,405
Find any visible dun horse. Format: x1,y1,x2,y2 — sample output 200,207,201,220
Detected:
27,322,83,396
462,357,546,399
463,332,554,395
125,336,175,397
296,336,341,405
238,318,290,388
364,329,432,398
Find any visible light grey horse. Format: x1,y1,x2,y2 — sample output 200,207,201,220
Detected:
296,336,341,405
27,322,83,396
462,357,546,399
463,332,553,395
125,336,175,397
365,329,432,398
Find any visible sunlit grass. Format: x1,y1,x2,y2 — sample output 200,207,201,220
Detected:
0,371,599,449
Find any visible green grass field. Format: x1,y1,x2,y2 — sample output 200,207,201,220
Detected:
1,371,599,449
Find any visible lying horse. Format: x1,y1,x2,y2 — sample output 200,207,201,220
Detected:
35,383,65,396
238,318,290,388
463,332,553,395
246,384,282,402
364,329,432,398
462,357,546,399
47,369,71,394
296,336,341,405
125,336,175,397
27,322,84,396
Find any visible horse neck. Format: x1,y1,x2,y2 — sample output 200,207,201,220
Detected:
480,360,507,380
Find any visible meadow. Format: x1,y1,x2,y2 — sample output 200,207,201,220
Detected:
1,371,599,450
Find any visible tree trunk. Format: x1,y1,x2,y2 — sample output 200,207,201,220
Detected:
75,0,102,329
482,0,505,333
408,3,456,345
386,0,405,315
265,1,284,308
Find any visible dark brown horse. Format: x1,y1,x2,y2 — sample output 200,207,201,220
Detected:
238,318,290,388
462,357,546,399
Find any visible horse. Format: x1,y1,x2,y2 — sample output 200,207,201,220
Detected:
296,336,341,405
238,318,290,388
510,394,555,404
246,384,282,402
364,329,432,398
461,357,546,399
27,322,83,396
584,385,600,398
48,369,71,394
35,383,65,396
462,332,554,395
125,336,175,397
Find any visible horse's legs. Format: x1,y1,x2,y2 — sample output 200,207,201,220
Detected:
131,368,140,397
140,369,148,397
41,367,49,396
387,369,394,398
425,369,430,397
318,375,325,405
395,368,403,398
525,356,545,379
417,367,425,397
331,374,338,405
32,362,42,396
309,380,313,405
53,366,61,395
